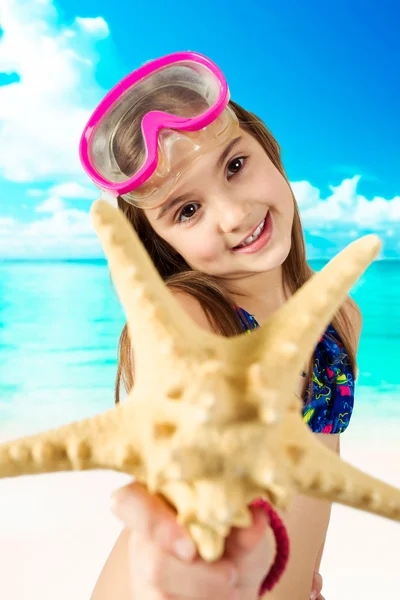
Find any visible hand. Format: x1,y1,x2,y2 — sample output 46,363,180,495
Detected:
111,482,274,600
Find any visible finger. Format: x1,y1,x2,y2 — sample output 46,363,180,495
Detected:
225,505,270,555
311,571,323,595
111,482,197,562
130,531,238,599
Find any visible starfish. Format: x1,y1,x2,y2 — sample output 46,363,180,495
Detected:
0,200,399,562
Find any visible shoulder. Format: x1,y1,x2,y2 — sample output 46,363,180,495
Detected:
170,290,215,332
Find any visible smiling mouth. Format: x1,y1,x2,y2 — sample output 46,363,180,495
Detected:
232,213,268,250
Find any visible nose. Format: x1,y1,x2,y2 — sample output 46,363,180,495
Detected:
214,198,252,234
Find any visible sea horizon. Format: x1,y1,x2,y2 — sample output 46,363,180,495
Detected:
1,259,399,441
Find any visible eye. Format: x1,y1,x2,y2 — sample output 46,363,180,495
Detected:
176,202,200,224
227,156,248,178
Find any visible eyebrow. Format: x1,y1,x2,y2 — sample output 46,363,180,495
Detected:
156,135,244,220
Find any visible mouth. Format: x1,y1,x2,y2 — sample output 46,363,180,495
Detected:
231,211,272,254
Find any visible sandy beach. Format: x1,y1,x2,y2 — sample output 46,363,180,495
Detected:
0,420,399,600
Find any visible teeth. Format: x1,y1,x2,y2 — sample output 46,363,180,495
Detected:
237,218,266,248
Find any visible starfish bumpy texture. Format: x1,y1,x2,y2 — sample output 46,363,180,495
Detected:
0,200,399,561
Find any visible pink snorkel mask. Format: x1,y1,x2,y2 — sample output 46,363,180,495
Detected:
79,51,239,207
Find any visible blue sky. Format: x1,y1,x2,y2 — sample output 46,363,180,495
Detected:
0,0,399,259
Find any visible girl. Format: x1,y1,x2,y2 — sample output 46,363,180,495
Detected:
81,52,362,599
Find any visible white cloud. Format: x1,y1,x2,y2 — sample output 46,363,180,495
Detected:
0,0,109,182
26,208,92,236
0,179,103,257
75,16,109,38
49,182,98,199
26,181,100,200
33,180,98,215
27,182,98,200
29,181,99,215
289,179,321,210
31,184,94,226
0,216,18,231
0,204,101,258
35,196,65,213
291,176,400,228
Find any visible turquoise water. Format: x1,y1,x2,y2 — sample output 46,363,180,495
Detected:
0,259,399,437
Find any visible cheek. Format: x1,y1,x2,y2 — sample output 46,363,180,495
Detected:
165,230,220,264
187,235,221,263
269,174,294,217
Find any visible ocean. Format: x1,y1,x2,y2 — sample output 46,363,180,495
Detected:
1,259,399,439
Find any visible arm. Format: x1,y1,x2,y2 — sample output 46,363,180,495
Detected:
91,528,131,600
262,435,339,599
313,436,340,575
267,299,363,598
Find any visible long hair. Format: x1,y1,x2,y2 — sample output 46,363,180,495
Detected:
111,91,358,403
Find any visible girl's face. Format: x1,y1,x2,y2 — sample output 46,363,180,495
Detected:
145,129,294,281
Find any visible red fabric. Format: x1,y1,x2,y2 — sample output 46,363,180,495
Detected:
326,366,335,378
250,498,290,594
339,385,351,397
322,423,333,433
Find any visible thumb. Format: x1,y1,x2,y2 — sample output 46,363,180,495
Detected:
111,482,197,562
225,505,270,556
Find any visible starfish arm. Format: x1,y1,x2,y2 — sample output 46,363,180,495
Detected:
91,200,225,383
252,234,382,387
0,403,143,479
280,413,400,522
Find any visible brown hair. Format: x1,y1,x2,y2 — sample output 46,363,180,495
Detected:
112,93,358,403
